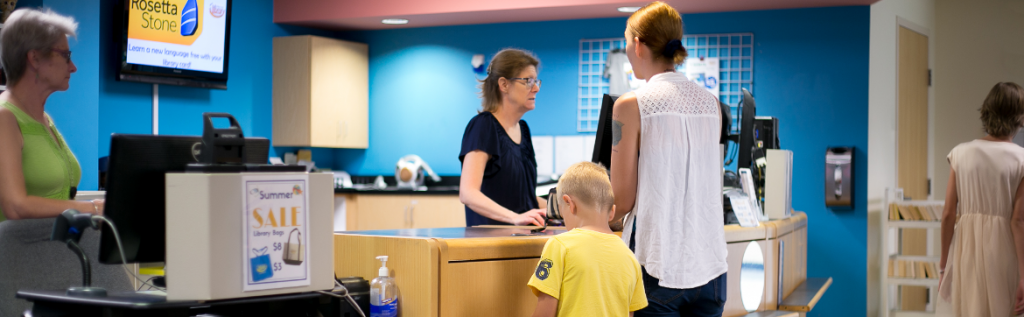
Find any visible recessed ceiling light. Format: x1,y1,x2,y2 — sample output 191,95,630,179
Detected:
617,7,640,13
381,18,409,25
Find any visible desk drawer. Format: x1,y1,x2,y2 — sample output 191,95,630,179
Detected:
441,258,538,317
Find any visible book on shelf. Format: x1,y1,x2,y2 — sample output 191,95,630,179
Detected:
929,205,943,220
896,204,913,220
888,259,941,279
911,205,922,220
924,262,936,279
917,206,933,221
888,203,944,221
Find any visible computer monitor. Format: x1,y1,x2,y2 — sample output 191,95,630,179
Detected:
98,134,270,264
592,94,619,169
719,100,732,145
737,88,757,170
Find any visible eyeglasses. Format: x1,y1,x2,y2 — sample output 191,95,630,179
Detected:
508,77,541,88
49,48,72,64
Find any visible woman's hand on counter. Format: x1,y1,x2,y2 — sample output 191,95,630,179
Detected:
512,208,546,226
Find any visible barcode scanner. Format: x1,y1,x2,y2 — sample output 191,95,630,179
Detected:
51,209,107,297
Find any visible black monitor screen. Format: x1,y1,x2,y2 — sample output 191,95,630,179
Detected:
592,94,619,170
737,88,757,170
99,134,269,264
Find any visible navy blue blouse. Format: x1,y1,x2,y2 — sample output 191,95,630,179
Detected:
459,112,538,226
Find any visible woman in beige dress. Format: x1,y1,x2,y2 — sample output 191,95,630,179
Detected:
939,82,1024,316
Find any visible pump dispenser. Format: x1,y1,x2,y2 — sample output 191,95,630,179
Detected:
377,256,389,277
370,255,399,317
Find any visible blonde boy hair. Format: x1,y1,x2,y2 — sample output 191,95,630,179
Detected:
557,162,615,213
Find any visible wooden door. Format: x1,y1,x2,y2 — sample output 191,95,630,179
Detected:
897,25,930,312
897,26,930,200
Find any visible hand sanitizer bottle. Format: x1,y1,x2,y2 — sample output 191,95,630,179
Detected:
370,255,399,317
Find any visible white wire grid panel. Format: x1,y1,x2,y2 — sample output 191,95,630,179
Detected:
578,33,754,132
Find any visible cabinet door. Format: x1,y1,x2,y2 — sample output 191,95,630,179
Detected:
309,36,368,148
335,194,359,231
441,258,539,316
272,36,312,146
410,196,466,228
354,195,414,230
353,194,466,230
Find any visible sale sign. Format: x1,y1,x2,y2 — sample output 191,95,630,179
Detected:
241,174,311,291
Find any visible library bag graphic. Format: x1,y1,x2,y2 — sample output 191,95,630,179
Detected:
250,247,273,282
283,228,304,265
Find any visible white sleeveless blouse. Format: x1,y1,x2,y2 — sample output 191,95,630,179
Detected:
622,72,728,289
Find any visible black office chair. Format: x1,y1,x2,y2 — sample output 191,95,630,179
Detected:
0,218,132,316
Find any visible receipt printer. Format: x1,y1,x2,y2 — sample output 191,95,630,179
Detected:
825,147,854,208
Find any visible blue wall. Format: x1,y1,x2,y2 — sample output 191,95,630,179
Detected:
683,7,870,317
23,0,101,191
94,0,338,172
44,2,867,316
333,19,631,175
339,7,869,317
34,0,336,191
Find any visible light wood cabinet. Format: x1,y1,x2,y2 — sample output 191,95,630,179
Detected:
272,35,368,148
338,194,466,230
334,227,560,317
335,215,810,317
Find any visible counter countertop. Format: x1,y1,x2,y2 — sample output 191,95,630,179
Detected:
334,211,806,244
334,185,459,194
335,226,566,238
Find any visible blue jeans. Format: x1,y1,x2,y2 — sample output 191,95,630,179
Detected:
635,267,727,317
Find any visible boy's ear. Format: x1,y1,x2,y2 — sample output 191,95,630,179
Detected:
562,194,578,216
607,204,617,222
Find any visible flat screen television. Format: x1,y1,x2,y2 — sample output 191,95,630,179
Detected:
117,0,233,89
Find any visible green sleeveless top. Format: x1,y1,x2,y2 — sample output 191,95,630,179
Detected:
0,102,81,221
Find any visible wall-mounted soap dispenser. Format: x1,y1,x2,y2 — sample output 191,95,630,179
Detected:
825,147,854,208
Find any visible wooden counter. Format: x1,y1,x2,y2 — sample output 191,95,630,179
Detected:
723,213,808,316
334,212,807,317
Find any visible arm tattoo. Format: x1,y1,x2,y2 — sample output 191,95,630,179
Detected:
612,120,625,146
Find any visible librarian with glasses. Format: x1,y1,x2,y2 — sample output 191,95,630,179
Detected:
459,49,548,227
0,8,102,221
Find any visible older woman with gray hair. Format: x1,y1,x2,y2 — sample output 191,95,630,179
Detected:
0,8,101,221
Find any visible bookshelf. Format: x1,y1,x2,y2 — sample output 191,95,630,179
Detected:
881,188,943,317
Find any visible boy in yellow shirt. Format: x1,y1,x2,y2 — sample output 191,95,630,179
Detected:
528,162,647,317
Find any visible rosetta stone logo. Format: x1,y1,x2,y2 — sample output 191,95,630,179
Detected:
180,0,198,36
